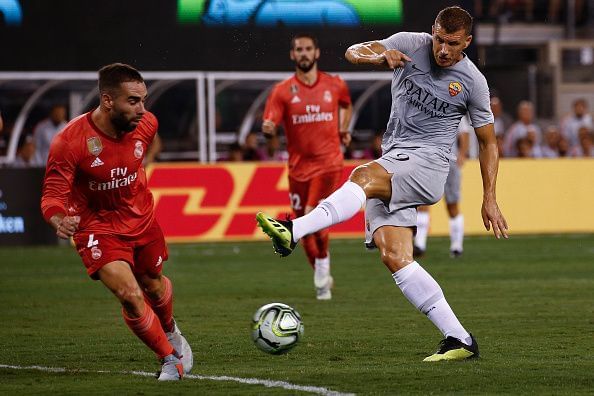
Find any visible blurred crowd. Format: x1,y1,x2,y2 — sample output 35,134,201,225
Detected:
1,95,592,168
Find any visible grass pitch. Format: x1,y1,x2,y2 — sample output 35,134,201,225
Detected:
1,234,593,395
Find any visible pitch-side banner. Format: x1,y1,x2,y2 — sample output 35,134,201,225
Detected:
146,162,365,243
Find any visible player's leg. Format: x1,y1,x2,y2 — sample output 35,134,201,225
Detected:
414,205,430,257
373,226,478,361
288,177,318,268
256,161,388,256
97,261,183,379
447,202,464,257
134,220,193,374
306,170,342,300
444,161,464,257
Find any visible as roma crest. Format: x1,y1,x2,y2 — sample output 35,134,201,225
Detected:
87,137,103,156
448,82,462,97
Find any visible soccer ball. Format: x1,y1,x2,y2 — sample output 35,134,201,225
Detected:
251,302,304,354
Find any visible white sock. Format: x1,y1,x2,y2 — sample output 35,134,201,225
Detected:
292,181,366,241
314,255,330,278
392,261,471,344
449,214,464,252
414,211,430,250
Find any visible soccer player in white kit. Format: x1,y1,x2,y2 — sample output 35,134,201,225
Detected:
257,6,508,361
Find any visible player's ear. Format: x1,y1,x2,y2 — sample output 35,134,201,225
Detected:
100,92,114,110
464,34,473,49
289,49,296,61
315,48,320,59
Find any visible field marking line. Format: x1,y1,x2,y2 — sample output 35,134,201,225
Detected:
0,364,355,396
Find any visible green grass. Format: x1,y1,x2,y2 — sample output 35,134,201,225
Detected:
1,235,593,395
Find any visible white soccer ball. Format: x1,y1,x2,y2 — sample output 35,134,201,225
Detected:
251,302,304,354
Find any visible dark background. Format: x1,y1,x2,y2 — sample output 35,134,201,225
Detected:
0,0,474,71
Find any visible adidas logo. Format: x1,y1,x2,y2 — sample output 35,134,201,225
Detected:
291,96,301,103
91,157,104,167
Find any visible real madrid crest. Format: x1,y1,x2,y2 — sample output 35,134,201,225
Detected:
323,90,332,103
290,84,299,94
134,141,144,159
87,137,103,156
448,81,462,97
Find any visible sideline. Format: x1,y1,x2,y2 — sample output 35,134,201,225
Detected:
0,364,355,396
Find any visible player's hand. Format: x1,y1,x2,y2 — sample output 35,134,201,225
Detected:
457,155,466,167
340,131,352,146
381,50,411,69
481,198,508,239
262,120,277,138
51,215,81,239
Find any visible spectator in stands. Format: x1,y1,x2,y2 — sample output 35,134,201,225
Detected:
560,98,592,154
242,132,264,161
227,142,243,162
490,95,512,158
503,100,542,157
33,104,68,166
360,131,383,160
570,126,593,157
540,125,562,158
11,134,37,168
261,134,288,161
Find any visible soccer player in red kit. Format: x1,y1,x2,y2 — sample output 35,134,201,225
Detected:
262,34,353,300
40,63,192,381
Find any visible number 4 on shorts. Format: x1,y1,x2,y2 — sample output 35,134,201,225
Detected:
87,234,99,248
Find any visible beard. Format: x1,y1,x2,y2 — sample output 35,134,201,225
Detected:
111,112,137,133
295,58,317,73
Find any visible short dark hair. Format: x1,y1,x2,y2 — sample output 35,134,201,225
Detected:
435,6,473,36
98,63,144,94
290,33,318,50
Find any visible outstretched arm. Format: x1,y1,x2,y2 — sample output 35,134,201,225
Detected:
345,41,411,68
475,123,508,239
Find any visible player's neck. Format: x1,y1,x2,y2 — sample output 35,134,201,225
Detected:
91,108,122,139
295,68,318,86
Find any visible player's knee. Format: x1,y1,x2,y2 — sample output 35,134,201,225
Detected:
379,246,411,271
349,165,373,190
115,283,144,307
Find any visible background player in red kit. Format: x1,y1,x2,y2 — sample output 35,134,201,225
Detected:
40,63,192,381
262,34,353,300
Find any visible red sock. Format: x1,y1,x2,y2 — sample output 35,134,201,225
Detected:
123,302,174,359
144,276,174,332
301,235,318,269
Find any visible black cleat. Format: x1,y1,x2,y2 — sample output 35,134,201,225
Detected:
450,249,463,258
423,334,479,362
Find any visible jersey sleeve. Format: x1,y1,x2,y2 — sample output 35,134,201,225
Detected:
263,84,285,126
40,133,78,222
336,76,352,107
378,32,431,54
142,111,159,144
467,74,494,129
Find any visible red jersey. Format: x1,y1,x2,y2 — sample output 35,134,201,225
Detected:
263,72,351,181
41,111,158,237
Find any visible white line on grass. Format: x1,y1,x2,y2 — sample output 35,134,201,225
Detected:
0,364,355,396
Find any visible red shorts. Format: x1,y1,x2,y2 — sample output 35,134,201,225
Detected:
288,170,343,217
73,220,169,280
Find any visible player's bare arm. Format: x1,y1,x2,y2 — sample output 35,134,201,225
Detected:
262,119,277,138
345,41,411,68
144,133,162,165
49,213,80,239
339,103,353,146
475,123,508,239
